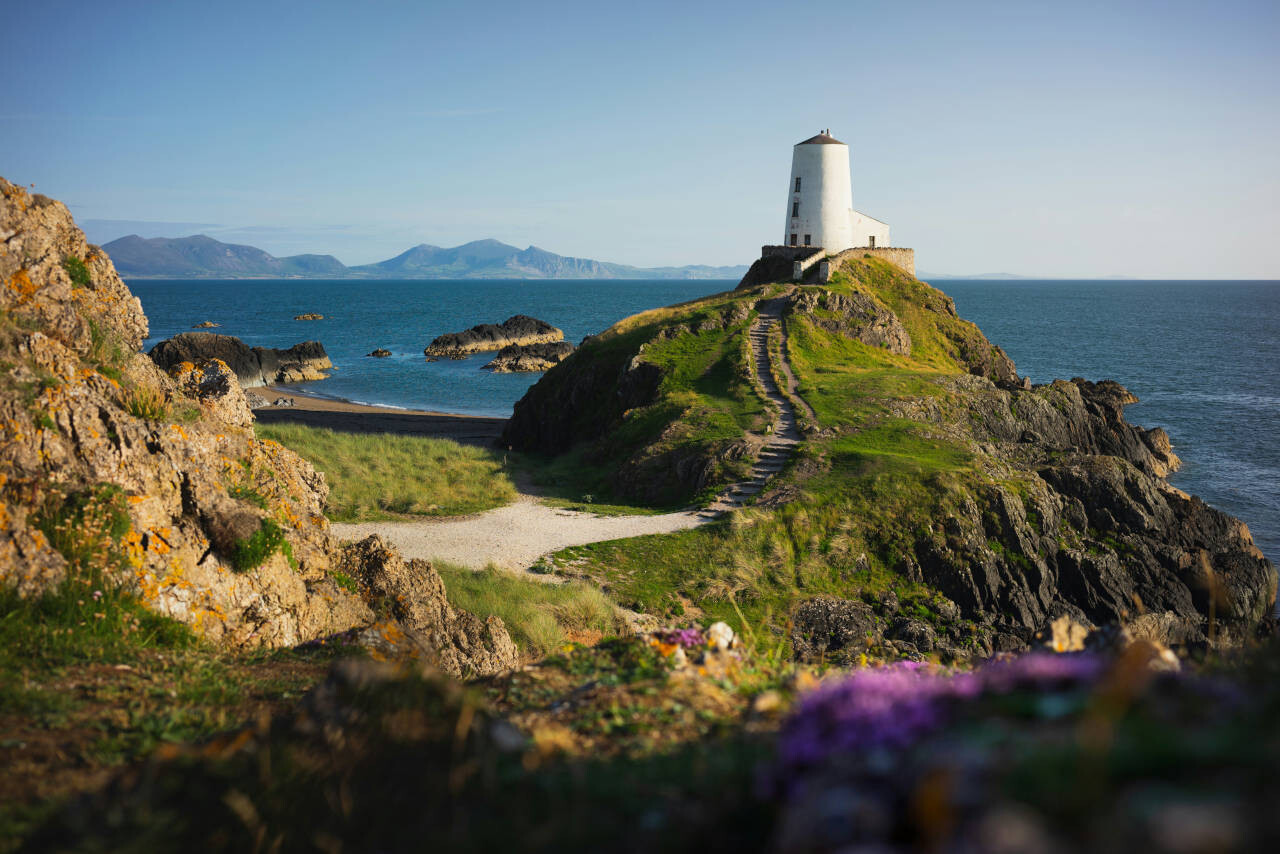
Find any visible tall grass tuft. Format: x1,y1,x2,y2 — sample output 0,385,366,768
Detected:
255,423,517,521
121,385,169,420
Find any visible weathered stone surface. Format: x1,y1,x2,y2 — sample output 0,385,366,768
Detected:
335,535,519,677
483,340,574,372
788,288,911,355
791,597,880,662
887,616,937,653
425,314,562,357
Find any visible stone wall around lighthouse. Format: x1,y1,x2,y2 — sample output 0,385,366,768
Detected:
784,136,855,252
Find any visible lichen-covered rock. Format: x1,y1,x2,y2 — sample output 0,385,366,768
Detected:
166,358,253,428
335,535,519,677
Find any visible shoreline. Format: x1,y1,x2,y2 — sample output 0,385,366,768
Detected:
251,386,509,447
251,385,505,419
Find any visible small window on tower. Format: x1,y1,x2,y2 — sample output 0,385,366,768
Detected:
869,236,876,248
804,234,811,246
795,177,801,192
789,234,797,246
791,201,799,217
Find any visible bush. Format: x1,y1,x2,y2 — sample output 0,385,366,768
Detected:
87,318,128,379
230,519,290,573
61,255,91,288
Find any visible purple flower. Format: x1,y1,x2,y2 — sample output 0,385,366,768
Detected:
655,627,706,649
772,654,1109,796
978,652,1105,693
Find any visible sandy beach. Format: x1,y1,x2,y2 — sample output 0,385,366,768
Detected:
250,385,507,447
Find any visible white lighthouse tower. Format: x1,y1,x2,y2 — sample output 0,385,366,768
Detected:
783,129,889,251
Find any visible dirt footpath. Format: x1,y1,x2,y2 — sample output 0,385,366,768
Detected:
331,496,704,571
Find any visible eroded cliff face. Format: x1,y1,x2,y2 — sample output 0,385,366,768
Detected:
0,178,516,674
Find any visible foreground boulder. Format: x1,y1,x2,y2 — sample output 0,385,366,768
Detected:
483,340,574,372
335,535,519,677
425,314,562,358
148,331,332,387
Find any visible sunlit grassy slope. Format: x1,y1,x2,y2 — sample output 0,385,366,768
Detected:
542,257,1019,637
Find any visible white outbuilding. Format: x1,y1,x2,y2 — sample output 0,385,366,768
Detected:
783,130,889,252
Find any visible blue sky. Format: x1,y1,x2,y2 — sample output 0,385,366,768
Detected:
3,0,1278,276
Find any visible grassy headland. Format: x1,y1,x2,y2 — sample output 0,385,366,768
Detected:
526,258,1011,642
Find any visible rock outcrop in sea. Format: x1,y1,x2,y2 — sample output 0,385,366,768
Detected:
148,332,333,388
424,314,563,358
483,340,574,372
502,256,1276,653
0,176,518,673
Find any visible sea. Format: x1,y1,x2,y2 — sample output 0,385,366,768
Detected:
129,278,1280,565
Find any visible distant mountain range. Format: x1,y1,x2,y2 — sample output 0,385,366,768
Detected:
102,235,749,280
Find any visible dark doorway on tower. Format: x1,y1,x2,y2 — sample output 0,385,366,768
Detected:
789,234,797,246
803,235,811,246
869,236,876,248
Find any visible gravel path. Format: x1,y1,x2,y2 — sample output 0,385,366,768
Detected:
332,295,816,571
332,496,703,571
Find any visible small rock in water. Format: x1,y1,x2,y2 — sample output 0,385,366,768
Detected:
191,320,220,328
294,313,324,321
368,348,392,358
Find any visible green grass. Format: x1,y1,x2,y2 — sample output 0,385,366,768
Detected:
229,518,292,572
433,562,625,657
255,423,517,521
61,255,91,288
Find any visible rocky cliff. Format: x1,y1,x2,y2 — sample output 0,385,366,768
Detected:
0,177,516,674
502,258,1276,651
